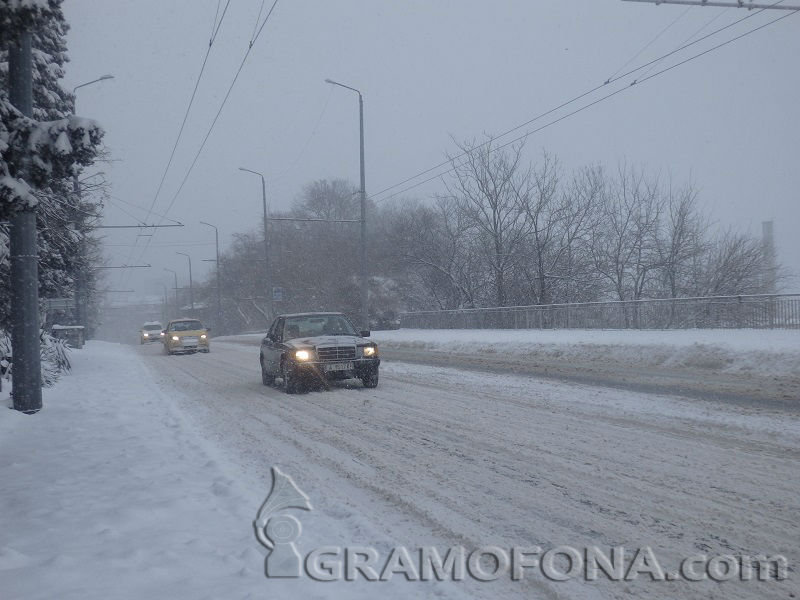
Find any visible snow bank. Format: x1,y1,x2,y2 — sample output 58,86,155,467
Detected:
371,328,800,377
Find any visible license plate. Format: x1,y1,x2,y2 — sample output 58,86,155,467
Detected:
182,337,198,346
324,362,353,372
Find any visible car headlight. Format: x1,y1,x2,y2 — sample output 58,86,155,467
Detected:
172,335,179,341
143,333,149,337
295,350,311,361
160,331,165,337
363,346,377,357
200,334,207,339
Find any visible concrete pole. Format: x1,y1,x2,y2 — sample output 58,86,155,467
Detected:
164,268,178,313
358,92,368,332
70,76,113,336
324,79,370,330
176,253,194,312
261,176,272,320
201,221,223,332
238,167,271,323
9,30,43,413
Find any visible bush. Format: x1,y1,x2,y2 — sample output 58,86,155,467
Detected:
0,329,71,389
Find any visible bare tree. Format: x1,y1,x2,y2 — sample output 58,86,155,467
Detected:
445,136,532,306
293,178,359,221
383,198,481,309
695,229,765,296
592,164,664,302
656,178,708,299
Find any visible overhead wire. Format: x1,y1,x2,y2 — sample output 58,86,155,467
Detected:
272,84,335,182
370,0,789,202
637,6,733,79
372,7,798,204
105,195,183,225
118,0,231,282
605,5,692,83
131,0,281,270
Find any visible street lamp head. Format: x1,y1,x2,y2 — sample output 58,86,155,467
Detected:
100,74,114,81
324,78,335,84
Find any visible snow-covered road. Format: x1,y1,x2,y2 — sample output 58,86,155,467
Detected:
139,338,799,599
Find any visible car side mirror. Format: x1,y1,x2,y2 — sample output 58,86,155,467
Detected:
360,330,371,337
206,328,211,332
161,330,166,335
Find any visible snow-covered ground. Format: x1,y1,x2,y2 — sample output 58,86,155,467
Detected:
2,338,798,599
371,328,800,377
0,342,464,600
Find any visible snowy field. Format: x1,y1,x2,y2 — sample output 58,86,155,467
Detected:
1,338,798,599
371,328,800,377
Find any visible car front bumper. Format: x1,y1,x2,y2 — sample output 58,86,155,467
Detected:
167,339,210,352
286,357,380,379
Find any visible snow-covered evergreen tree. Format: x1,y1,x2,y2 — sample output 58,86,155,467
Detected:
0,0,104,333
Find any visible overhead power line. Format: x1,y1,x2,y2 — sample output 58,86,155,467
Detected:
141,0,231,226
133,0,281,269
373,7,798,203
119,1,231,282
606,5,692,82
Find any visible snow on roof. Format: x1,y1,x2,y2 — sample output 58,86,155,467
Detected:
142,321,163,326
51,325,84,330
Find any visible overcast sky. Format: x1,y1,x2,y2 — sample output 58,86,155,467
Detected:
62,0,799,302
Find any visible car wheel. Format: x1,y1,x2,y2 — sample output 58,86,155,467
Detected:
261,358,274,386
361,367,379,389
281,360,304,394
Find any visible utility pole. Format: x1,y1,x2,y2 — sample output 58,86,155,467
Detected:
9,29,42,413
176,252,194,312
621,0,800,10
164,268,179,313
200,221,223,333
238,167,272,322
325,79,370,331
72,75,113,337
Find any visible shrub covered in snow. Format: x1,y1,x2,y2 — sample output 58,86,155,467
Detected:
0,329,71,389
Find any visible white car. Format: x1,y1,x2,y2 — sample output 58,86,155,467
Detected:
139,321,164,344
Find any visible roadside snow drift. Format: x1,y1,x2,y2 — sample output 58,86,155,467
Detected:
372,328,800,377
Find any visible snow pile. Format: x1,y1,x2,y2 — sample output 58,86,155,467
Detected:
372,328,800,377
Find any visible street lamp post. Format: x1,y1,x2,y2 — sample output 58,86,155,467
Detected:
164,268,178,313
325,78,368,330
238,167,272,321
72,74,114,334
200,221,223,333
175,253,194,312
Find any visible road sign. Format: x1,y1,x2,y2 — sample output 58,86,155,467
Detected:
272,286,284,302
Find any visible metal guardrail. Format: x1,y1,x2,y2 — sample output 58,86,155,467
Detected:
400,294,800,330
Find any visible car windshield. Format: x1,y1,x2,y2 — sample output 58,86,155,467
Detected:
170,320,203,332
143,324,162,331
282,315,357,340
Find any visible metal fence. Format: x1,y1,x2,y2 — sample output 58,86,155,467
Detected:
400,294,800,330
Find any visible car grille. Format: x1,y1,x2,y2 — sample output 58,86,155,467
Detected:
316,345,356,362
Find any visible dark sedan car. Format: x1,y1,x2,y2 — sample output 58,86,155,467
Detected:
260,312,380,393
